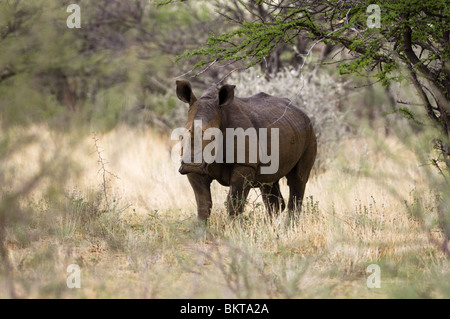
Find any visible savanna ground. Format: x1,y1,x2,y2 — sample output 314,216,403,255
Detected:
2,119,449,299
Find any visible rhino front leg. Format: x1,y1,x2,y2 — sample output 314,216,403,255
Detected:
227,166,255,217
187,173,213,222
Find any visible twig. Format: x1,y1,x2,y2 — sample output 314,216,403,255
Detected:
216,65,251,85
396,100,426,106
92,133,119,212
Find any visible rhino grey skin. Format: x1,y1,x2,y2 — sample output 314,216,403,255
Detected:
176,80,317,221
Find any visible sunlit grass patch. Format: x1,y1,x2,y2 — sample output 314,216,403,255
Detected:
0,125,449,298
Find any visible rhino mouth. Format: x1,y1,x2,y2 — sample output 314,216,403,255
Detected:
178,162,208,175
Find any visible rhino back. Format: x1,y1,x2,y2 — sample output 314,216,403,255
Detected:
222,92,314,181
232,93,309,130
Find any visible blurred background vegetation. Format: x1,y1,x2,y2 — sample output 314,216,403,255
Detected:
1,0,220,130
0,0,403,131
0,0,449,298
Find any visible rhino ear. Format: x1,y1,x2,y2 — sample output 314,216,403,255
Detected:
218,84,235,107
176,80,197,105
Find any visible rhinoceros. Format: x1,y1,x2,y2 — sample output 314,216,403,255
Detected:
175,80,316,221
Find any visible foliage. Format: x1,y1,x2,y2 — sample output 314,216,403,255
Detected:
0,0,216,130
170,1,449,147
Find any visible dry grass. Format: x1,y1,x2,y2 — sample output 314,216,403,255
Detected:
1,124,449,299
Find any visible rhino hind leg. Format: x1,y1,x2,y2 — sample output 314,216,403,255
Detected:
286,172,306,218
260,181,285,216
286,140,317,218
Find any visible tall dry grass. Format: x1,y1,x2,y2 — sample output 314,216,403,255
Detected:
1,122,448,298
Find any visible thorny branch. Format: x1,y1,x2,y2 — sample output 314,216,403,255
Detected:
92,133,119,212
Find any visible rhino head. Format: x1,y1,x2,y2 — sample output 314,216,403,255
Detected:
175,80,235,175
